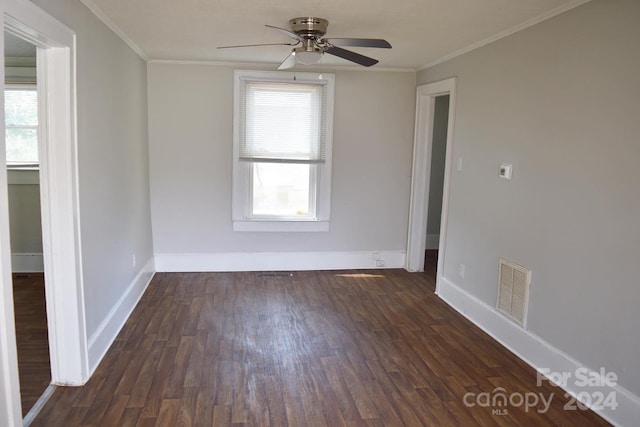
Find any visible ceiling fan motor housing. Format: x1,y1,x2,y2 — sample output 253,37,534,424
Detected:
290,17,327,61
289,17,328,39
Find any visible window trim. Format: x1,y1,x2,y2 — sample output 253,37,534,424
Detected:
232,70,334,232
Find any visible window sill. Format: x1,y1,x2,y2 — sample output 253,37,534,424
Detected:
7,164,39,170
233,220,329,232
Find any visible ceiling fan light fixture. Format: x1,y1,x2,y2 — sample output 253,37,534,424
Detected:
294,47,322,65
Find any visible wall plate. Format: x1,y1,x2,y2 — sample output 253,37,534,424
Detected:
499,163,512,180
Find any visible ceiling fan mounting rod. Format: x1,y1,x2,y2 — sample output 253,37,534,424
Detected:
301,38,320,52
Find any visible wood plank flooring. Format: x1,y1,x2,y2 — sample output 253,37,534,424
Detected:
12,273,51,416
424,250,438,286
32,267,609,426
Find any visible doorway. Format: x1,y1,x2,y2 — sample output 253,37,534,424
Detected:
4,30,52,417
406,78,456,295
0,3,86,426
423,94,449,282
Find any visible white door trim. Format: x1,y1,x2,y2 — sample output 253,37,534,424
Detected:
406,78,456,294
0,1,86,424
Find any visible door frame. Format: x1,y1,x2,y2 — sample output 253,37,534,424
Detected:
406,77,456,294
0,1,86,424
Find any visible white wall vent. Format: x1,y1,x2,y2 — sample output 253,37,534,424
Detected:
497,258,531,328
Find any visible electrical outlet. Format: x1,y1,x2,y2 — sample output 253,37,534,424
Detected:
376,259,385,267
499,163,513,180
459,264,465,278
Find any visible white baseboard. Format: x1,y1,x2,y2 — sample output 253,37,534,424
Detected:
425,234,440,250
11,253,44,272
87,258,155,372
437,277,640,427
154,250,406,272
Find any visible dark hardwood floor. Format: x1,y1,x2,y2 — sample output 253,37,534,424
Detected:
32,265,609,426
12,273,51,416
424,250,438,288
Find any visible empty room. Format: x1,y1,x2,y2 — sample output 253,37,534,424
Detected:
0,0,638,426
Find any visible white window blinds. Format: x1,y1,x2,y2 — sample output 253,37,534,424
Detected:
5,87,39,164
238,80,328,163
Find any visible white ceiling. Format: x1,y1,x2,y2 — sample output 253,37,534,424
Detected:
83,0,589,70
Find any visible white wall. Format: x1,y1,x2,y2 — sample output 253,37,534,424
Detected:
7,170,41,253
148,63,416,269
29,0,154,347
419,0,640,401
7,170,43,271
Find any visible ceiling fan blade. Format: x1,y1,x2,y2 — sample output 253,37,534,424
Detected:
323,38,391,49
265,25,304,42
277,52,296,70
217,42,298,49
325,46,379,67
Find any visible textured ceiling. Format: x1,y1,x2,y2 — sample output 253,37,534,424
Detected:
82,0,590,70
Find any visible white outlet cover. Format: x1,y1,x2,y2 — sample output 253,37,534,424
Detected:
499,163,512,180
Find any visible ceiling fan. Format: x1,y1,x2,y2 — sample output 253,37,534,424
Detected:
218,17,392,69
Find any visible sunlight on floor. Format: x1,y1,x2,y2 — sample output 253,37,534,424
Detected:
335,273,385,278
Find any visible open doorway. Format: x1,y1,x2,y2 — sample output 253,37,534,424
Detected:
423,95,449,282
1,3,86,425
4,30,51,417
406,78,456,295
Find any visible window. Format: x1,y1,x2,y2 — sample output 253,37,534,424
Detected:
232,70,334,232
5,85,38,167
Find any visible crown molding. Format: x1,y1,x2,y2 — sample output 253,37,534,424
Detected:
419,0,593,71
80,0,148,61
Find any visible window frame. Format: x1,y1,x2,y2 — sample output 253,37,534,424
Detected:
232,70,334,232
